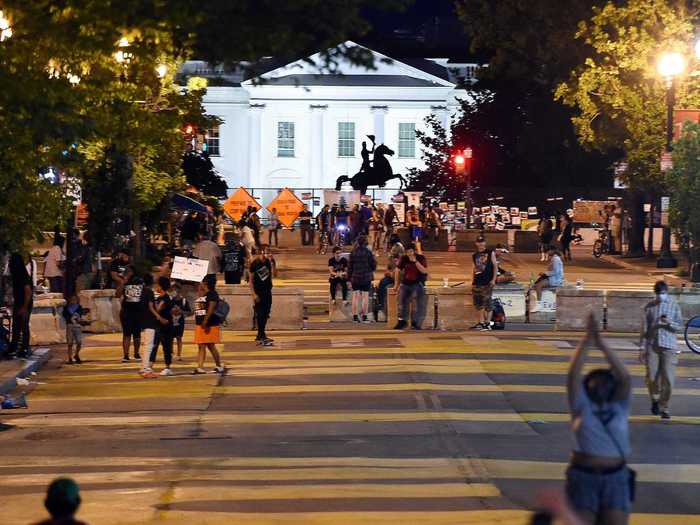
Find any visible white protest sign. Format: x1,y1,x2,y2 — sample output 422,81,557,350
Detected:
171,256,209,282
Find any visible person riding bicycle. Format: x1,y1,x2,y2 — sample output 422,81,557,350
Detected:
334,205,350,246
316,205,331,253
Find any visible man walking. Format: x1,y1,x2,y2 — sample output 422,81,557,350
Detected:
250,245,274,346
193,232,222,283
393,243,428,330
471,236,498,331
299,204,314,246
640,281,682,419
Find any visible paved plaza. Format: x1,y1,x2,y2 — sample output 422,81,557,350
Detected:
3,324,700,523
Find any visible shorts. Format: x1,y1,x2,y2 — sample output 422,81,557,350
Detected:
173,323,185,338
194,324,221,345
472,285,493,311
66,324,83,345
121,311,142,338
566,464,631,514
352,282,371,292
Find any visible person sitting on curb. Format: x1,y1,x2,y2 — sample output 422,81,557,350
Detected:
34,477,88,525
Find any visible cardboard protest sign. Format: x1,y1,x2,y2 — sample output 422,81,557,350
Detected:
267,188,306,228
223,187,260,221
171,256,209,282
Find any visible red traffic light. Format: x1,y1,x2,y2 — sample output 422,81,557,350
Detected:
454,154,466,166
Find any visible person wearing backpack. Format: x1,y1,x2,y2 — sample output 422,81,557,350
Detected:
249,245,274,346
192,275,225,374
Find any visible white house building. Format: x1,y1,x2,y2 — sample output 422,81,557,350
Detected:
183,41,472,204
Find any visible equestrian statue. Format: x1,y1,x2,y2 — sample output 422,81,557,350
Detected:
335,135,406,194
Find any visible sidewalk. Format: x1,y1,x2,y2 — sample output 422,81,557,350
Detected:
0,348,51,396
600,252,690,285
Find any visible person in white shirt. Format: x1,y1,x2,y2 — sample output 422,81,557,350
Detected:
44,236,65,293
192,233,222,282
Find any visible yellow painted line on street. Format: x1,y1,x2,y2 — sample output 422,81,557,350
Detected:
8,410,700,428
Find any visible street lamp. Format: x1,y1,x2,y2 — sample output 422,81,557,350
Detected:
0,10,12,41
656,52,684,268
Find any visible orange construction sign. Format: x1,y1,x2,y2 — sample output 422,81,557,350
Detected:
267,188,306,228
223,187,261,221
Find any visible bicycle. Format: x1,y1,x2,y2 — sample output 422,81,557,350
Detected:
592,226,611,258
684,315,700,354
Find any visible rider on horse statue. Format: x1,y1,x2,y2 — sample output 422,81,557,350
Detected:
335,135,405,194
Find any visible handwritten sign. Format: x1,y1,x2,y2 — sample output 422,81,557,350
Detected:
171,256,209,282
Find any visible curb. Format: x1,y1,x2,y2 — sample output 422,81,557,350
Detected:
600,254,685,282
0,348,51,396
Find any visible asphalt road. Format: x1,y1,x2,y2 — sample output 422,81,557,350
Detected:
2,328,700,524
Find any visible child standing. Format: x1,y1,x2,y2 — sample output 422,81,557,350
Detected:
171,283,191,361
63,295,87,364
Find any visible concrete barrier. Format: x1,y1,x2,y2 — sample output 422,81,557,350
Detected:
556,288,605,331
30,296,66,345
493,284,527,322
387,287,436,329
436,287,472,330
527,288,557,323
218,284,304,330
672,287,700,322
79,289,121,333
605,290,653,333
455,231,508,252
514,230,540,253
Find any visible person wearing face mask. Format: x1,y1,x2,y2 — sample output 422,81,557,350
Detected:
567,313,632,525
640,280,682,420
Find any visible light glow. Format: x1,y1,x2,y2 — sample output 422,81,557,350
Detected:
156,64,167,78
464,147,473,159
454,154,465,165
658,52,685,78
0,10,12,41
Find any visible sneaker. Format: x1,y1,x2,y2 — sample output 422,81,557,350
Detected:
214,366,226,374
192,368,207,375
262,338,274,346
140,367,153,374
411,323,421,330
660,410,671,420
74,356,82,364
121,357,131,363
393,320,408,330
67,359,74,365
255,339,264,346
353,315,360,323
362,315,371,323
651,400,660,416
478,324,492,331
469,323,484,331
160,368,173,376
134,353,141,360
141,370,158,379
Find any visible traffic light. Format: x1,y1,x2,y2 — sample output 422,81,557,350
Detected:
451,147,473,175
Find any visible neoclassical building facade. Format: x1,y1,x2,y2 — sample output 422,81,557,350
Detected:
183,42,472,202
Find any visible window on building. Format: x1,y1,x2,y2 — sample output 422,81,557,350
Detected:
398,123,416,158
205,125,220,156
277,121,295,157
338,122,355,157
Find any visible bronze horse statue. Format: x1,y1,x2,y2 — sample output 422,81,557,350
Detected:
335,140,406,195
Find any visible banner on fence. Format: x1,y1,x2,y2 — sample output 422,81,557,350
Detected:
323,189,361,208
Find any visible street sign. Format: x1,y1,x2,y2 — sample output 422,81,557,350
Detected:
660,151,673,172
661,196,670,212
267,188,305,228
223,187,260,221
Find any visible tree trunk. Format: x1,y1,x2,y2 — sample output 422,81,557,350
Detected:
132,213,143,259
626,190,646,257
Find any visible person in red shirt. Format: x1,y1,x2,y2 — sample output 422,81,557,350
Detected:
393,243,428,330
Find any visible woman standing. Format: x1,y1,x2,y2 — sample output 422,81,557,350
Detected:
44,235,65,293
538,216,553,262
8,254,33,359
367,209,383,253
267,208,280,247
560,214,574,262
348,235,376,323
192,275,225,374
566,313,632,525
407,206,423,251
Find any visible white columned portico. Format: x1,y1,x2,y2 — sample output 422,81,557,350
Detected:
248,103,265,188
371,105,388,145
309,104,327,190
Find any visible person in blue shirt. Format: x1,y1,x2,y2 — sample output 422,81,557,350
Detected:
534,247,565,300
62,295,88,364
